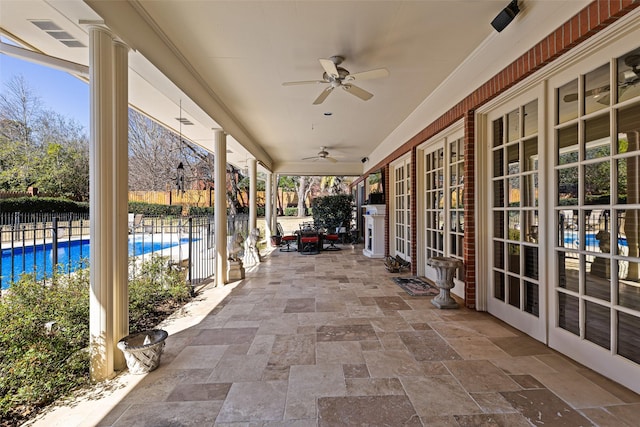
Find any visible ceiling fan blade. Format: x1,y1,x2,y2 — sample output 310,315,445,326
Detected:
313,86,334,105
325,156,338,163
596,93,611,105
302,155,319,160
564,84,611,103
319,58,340,79
342,84,373,101
622,69,639,82
282,80,327,86
345,68,389,82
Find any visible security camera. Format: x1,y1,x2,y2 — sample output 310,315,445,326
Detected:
361,157,369,163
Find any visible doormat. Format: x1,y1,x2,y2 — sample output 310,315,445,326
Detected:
392,276,439,297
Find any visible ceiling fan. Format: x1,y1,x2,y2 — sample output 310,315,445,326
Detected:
620,54,640,89
302,147,338,163
282,56,389,105
563,54,640,103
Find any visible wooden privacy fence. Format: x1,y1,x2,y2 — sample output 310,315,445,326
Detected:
128,190,302,208
129,190,218,207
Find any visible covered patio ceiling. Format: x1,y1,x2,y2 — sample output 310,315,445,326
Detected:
0,0,589,176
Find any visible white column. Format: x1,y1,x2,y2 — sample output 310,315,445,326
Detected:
248,158,257,232
265,172,273,246
88,25,115,381
214,129,228,286
272,173,279,234
112,40,129,371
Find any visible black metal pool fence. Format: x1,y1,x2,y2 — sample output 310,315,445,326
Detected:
0,212,248,291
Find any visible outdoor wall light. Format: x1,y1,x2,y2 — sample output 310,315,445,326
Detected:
176,162,185,192
491,0,519,33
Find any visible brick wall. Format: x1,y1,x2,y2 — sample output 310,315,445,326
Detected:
410,147,418,276
463,112,476,308
364,1,639,308
383,164,390,258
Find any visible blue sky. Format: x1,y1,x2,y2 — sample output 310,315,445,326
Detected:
0,54,90,132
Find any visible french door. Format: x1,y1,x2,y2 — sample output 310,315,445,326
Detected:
485,93,546,341
479,27,640,394
392,157,411,261
421,128,465,293
549,45,640,389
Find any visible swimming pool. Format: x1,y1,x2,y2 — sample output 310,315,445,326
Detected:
563,232,628,248
1,236,191,290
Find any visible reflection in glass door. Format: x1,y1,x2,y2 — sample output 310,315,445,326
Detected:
423,137,465,282
489,98,543,340
425,147,444,261
553,47,640,372
449,137,465,270
393,159,411,261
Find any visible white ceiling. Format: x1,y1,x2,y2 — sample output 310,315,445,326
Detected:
0,0,589,175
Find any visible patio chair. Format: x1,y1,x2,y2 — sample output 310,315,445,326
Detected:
298,223,320,255
299,232,320,255
277,223,297,252
128,213,146,233
323,232,340,251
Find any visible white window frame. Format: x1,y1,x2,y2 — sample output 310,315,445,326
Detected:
416,121,465,298
390,155,411,261
476,8,640,393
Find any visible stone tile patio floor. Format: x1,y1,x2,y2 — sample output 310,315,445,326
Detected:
29,244,640,426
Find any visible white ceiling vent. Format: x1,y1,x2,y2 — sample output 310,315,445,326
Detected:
175,117,194,125
30,20,85,48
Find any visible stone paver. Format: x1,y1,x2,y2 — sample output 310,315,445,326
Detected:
28,244,640,426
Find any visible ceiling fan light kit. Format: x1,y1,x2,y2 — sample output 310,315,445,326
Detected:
283,55,389,105
302,147,338,163
622,54,640,85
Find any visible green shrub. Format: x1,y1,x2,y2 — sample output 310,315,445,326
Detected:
128,201,182,216
0,269,91,423
128,256,192,333
284,207,298,216
0,197,89,214
0,257,192,424
312,194,354,230
188,206,214,216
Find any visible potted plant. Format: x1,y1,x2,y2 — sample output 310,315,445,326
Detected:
270,231,282,246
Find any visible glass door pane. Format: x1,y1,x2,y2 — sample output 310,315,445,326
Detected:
491,100,540,319
552,47,640,369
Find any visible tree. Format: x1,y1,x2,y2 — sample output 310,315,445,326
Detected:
128,109,214,192
277,175,296,215
319,176,348,195
295,176,317,218
128,110,184,191
0,75,39,146
35,110,89,200
0,75,89,199
0,75,42,190
236,171,266,209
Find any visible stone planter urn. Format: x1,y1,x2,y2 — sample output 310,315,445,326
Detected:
271,235,282,246
427,256,463,309
117,329,168,374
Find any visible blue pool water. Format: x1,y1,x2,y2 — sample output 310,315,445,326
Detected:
1,237,190,290
563,232,628,248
